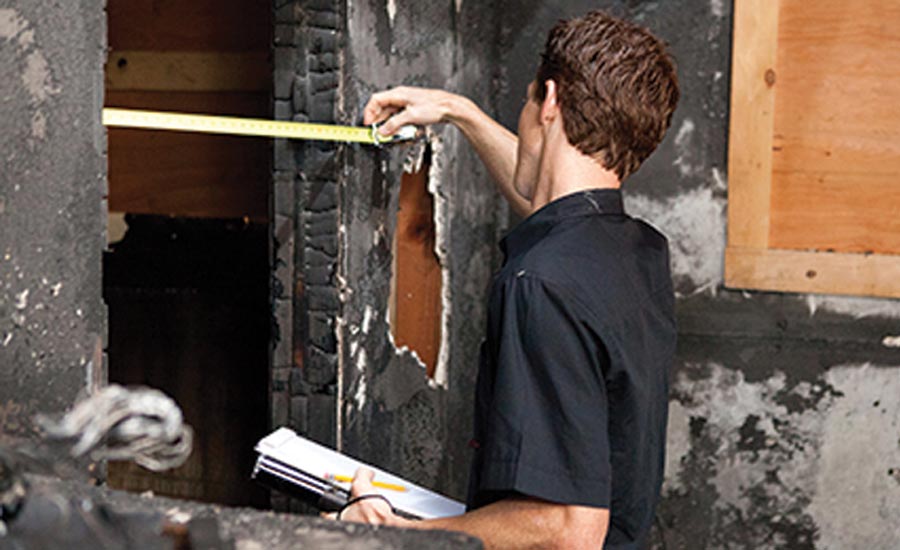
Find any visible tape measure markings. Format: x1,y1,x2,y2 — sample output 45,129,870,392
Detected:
102,108,414,145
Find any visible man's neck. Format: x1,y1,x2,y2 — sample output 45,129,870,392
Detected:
529,146,621,212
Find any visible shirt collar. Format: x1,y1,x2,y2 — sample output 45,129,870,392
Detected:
500,188,625,259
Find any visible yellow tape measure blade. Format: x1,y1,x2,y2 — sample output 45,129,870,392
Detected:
102,108,416,145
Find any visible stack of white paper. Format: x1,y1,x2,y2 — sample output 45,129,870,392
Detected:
254,427,465,519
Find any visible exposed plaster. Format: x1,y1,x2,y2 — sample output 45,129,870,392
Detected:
336,215,350,452
662,399,691,492
0,9,27,42
807,364,900,548
14,289,29,310
385,0,397,27
0,9,56,148
353,348,367,409
22,50,54,103
672,118,700,178
882,335,900,348
710,166,726,192
805,294,900,319
667,362,900,547
31,110,46,140
625,186,726,295
401,140,427,175
425,129,452,389
384,323,428,373
361,305,375,335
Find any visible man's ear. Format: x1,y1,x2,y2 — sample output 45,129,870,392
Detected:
540,79,560,124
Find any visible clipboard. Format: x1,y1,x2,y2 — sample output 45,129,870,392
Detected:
251,428,466,519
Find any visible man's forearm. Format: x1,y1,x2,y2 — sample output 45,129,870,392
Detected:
445,96,532,217
387,498,608,550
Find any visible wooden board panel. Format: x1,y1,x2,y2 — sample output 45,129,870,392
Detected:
108,0,271,51
769,171,900,253
726,247,900,299
107,91,270,220
770,0,900,254
390,167,442,378
106,51,271,92
726,0,780,249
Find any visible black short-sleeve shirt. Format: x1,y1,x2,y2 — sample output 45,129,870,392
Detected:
466,189,675,549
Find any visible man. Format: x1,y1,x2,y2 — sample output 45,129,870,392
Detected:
335,10,679,549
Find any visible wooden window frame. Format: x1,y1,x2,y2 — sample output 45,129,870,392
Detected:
725,0,900,299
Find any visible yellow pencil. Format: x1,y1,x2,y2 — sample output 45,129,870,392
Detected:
326,473,407,492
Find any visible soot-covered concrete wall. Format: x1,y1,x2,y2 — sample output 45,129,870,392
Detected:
0,1,106,442
499,2,900,548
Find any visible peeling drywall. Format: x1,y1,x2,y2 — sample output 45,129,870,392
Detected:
424,130,452,388
385,0,397,27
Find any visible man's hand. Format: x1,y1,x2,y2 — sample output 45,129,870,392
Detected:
363,86,529,215
363,86,460,137
325,467,408,526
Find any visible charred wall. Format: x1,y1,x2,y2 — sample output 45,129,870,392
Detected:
0,1,106,442
270,0,346,473
337,0,505,499
270,0,505,500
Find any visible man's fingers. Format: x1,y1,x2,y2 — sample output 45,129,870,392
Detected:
320,511,338,520
350,467,378,497
377,109,415,137
363,103,401,126
363,87,411,125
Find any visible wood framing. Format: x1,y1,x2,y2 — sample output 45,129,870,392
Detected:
725,0,900,298
726,0,779,250
727,248,900,299
106,52,270,92
105,0,271,221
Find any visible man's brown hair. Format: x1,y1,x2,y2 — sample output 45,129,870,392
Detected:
536,10,679,180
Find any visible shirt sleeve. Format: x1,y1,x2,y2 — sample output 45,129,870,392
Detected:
470,274,611,509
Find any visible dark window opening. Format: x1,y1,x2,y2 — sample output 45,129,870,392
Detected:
103,0,272,508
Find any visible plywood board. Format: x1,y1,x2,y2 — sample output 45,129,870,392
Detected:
769,0,900,254
726,0,780,249
726,0,900,298
106,51,271,92
726,247,900,299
